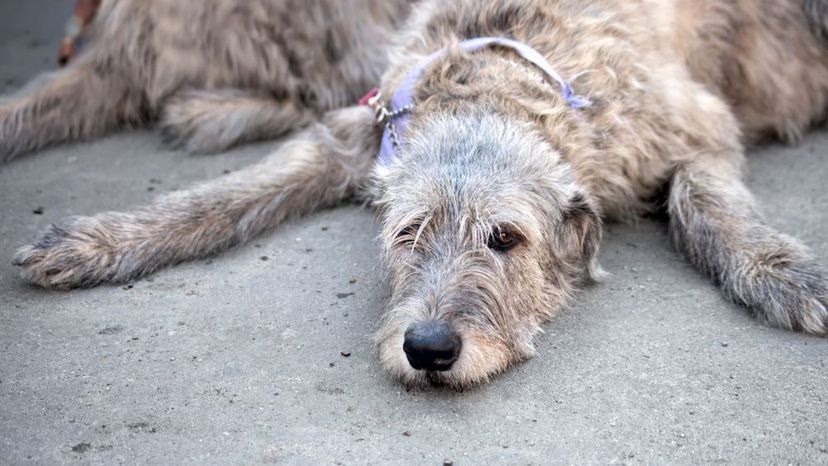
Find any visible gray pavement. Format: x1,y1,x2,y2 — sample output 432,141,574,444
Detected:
0,2,826,464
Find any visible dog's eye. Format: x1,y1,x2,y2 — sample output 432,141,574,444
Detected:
487,227,519,252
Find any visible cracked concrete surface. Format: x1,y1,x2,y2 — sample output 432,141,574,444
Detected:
0,1,826,464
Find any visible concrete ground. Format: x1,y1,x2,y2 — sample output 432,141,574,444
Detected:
0,2,826,465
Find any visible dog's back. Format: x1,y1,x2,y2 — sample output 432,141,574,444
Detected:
100,0,408,108
673,0,828,142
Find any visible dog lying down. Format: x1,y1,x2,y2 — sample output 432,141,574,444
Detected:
4,0,828,388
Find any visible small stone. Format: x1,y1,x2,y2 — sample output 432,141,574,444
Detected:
98,325,124,335
260,256,269,261
71,443,92,453
340,351,351,357
721,342,729,347
32,207,44,215
402,431,411,437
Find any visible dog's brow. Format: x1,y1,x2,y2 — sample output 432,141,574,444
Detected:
411,215,432,252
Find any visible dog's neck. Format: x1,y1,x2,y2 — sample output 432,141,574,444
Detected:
371,37,591,165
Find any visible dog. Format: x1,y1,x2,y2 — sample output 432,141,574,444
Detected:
4,0,828,389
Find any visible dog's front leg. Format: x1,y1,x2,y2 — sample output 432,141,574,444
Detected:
668,155,827,334
13,107,379,289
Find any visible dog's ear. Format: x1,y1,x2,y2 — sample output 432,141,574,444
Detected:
560,192,605,281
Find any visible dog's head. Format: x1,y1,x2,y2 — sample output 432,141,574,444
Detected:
372,111,603,389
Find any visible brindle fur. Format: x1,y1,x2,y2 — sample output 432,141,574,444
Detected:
6,0,828,389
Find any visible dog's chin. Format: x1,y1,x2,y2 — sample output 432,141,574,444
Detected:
389,362,492,392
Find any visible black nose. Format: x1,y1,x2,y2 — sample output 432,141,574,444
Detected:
403,321,461,371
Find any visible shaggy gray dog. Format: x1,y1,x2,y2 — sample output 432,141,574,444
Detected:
4,0,828,388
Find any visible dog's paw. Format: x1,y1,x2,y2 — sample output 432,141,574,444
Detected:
734,250,828,335
12,216,122,289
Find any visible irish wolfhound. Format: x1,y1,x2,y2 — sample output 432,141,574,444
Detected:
5,0,828,388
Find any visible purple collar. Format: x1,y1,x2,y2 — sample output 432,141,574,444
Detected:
363,37,591,165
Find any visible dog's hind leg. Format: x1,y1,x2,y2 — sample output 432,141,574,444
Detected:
0,62,147,162
160,89,316,154
668,155,828,334
13,106,378,289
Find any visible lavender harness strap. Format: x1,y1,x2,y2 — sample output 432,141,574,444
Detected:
375,37,591,165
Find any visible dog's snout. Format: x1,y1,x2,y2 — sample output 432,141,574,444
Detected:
403,321,461,371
